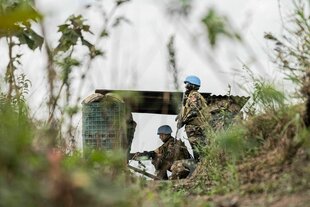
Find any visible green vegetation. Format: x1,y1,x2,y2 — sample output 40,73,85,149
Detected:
0,0,310,206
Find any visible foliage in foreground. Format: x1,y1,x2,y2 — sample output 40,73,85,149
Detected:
0,102,125,206
1,1,310,206
1,90,310,207
1,101,214,207
185,93,310,201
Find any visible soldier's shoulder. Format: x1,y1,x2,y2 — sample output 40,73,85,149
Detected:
190,91,204,98
193,91,207,102
168,138,176,146
164,138,174,146
176,139,186,145
190,90,199,95
187,91,201,102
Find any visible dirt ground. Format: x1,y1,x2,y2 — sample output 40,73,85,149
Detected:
165,143,310,207
190,190,310,207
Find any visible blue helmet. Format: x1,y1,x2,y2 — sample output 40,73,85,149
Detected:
157,125,172,135
184,75,201,87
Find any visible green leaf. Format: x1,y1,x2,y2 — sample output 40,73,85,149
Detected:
82,25,92,33
264,32,278,41
115,0,130,6
88,48,104,59
0,3,42,34
82,38,104,58
112,16,131,27
58,24,69,32
55,29,79,52
81,39,93,48
100,29,109,37
16,26,44,50
201,8,240,48
55,15,95,53
64,105,79,116
58,56,80,83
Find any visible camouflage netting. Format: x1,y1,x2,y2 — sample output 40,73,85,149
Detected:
208,96,246,131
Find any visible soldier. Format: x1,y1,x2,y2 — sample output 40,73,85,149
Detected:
126,112,137,161
176,75,210,162
151,125,191,180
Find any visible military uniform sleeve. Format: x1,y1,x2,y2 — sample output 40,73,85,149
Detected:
165,141,176,161
151,148,163,170
189,92,203,110
183,92,201,123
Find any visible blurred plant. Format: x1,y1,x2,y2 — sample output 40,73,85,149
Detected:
252,80,286,113
0,100,44,207
166,35,184,115
0,0,42,34
216,125,248,160
49,14,102,116
167,35,180,91
264,0,310,125
36,0,131,151
158,183,190,207
0,0,42,106
201,8,241,48
193,132,240,195
0,0,133,153
0,98,146,206
45,14,103,151
239,63,286,115
0,100,142,206
74,0,131,105
165,0,192,18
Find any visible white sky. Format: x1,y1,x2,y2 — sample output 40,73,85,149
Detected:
0,0,295,152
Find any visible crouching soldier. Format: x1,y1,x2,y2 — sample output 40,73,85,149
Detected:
152,125,191,180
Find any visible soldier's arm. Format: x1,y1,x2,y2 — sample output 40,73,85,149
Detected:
151,153,163,170
183,110,198,123
152,147,166,170
183,92,205,123
182,93,201,123
128,150,156,160
166,141,178,161
147,151,156,159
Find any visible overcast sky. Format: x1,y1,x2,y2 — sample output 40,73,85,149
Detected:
29,0,293,95
0,0,295,152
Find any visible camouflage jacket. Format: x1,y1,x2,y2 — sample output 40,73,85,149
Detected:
152,136,191,171
180,90,210,127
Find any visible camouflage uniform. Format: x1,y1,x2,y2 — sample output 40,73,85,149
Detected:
180,90,210,162
170,159,196,180
126,112,136,160
151,136,191,180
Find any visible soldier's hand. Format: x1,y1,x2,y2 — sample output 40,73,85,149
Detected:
177,120,184,129
175,114,179,122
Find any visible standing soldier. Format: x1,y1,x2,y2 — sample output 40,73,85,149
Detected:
176,75,210,162
151,125,191,180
